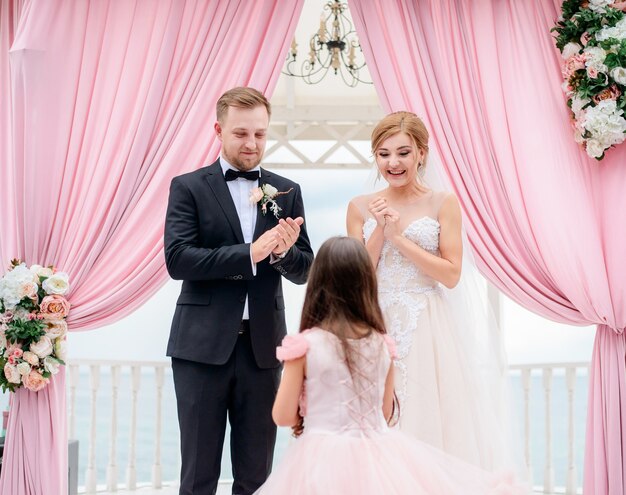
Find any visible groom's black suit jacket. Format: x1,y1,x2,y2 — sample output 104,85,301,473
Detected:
164,160,313,369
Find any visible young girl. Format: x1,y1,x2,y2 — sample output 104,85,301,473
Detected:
254,236,526,495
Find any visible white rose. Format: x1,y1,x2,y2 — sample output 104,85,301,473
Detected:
43,356,61,375
29,265,54,279
611,67,626,85
571,96,591,116
42,272,70,295
45,320,68,339
585,138,606,158
588,0,612,13
562,42,582,60
596,18,626,42
16,362,31,376
29,336,53,358
261,184,278,197
574,129,586,144
584,47,605,62
54,338,67,362
22,351,39,366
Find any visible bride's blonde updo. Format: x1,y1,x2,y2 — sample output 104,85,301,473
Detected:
371,111,430,175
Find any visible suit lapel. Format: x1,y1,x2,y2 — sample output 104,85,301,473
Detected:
253,168,273,240
204,161,245,244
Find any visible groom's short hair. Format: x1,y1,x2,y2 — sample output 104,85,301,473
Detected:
216,87,271,122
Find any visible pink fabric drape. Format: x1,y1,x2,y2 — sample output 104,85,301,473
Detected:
0,1,303,493
349,1,626,493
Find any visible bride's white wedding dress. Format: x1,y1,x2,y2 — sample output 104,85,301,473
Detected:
363,192,512,470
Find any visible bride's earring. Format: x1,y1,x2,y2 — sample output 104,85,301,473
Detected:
417,161,426,179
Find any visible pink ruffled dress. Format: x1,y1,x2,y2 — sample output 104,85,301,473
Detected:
255,328,528,495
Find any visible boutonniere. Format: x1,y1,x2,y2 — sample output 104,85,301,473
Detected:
249,183,293,218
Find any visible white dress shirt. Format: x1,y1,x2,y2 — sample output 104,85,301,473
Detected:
220,156,259,320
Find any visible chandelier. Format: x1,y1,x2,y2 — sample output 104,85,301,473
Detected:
282,0,372,87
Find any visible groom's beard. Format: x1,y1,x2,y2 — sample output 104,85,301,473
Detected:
224,149,263,171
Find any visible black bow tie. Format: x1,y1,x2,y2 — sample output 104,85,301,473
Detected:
224,169,260,182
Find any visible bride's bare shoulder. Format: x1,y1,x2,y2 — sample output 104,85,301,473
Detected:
350,192,381,209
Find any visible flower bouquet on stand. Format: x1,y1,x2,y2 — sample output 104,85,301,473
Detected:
553,0,626,160
0,260,69,393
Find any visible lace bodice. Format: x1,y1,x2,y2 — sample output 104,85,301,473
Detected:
363,217,441,293
281,329,394,437
363,217,443,406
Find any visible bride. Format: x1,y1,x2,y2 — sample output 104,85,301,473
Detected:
347,111,514,471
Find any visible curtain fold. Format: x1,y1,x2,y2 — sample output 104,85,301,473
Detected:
0,1,304,492
349,1,626,493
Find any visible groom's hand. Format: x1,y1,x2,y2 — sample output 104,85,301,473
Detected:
252,230,280,263
272,217,304,255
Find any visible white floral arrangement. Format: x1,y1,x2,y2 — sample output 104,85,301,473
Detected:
249,183,293,218
0,260,69,393
553,0,626,159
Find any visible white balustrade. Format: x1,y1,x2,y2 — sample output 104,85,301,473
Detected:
70,360,589,494
509,362,589,495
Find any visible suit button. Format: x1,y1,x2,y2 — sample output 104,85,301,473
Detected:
239,296,245,303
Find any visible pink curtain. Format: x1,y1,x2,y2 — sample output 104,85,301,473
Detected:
349,0,626,493
0,0,303,493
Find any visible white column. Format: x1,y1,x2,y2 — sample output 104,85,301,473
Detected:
85,365,100,493
68,364,80,440
521,368,533,483
126,365,141,490
566,367,578,494
543,368,554,494
152,366,164,488
106,365,121,491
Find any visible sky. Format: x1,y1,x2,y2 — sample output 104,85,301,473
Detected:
68,168,596,366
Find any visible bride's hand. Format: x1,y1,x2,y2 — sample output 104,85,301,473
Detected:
383,209,401,240
368,197,391,228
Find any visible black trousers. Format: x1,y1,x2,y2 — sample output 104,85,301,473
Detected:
172,326,281,495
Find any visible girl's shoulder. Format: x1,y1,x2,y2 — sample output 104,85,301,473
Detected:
275,328,324,361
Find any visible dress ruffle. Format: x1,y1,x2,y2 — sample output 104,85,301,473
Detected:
276,332,309,361
383,334,398,360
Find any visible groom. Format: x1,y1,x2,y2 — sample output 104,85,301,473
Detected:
164,87,313,495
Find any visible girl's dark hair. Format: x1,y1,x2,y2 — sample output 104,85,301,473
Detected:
294,237,395,436
299,236,386,339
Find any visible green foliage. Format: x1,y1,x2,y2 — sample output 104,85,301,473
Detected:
5,318,46,348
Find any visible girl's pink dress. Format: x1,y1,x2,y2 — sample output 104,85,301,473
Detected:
254,328,527,494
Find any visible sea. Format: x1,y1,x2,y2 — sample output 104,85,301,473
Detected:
0,369,588,491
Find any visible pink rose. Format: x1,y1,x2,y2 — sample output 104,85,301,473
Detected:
587,66,599,79
5,343,22,358
249,187,264,204
12,348,23,359
18,282,38,300
23,370,49,392
22,351,39,366
593,85,622,104
611,2,626,12
3,363,21,384
562,54,585,79
7,355,15,365
39,294,70,319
